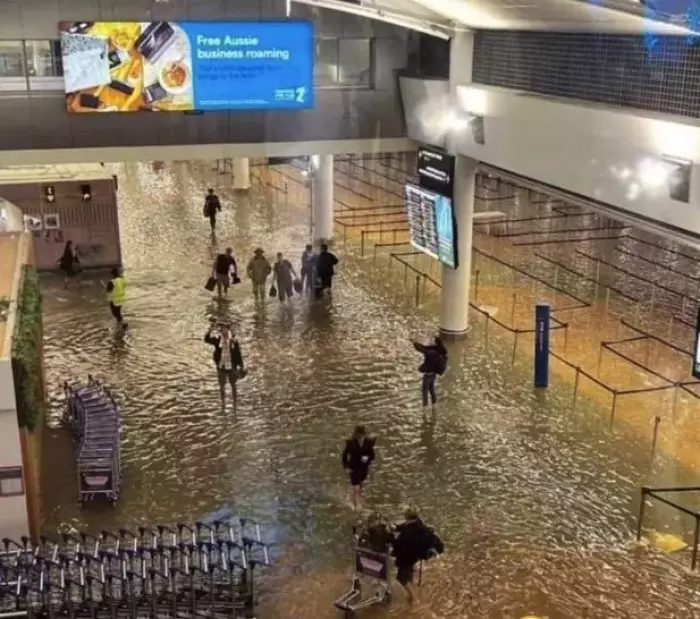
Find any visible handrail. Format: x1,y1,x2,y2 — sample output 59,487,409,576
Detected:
620,319,691,357
601,341,675,384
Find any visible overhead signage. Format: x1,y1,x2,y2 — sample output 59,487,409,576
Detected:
59,20,314,113
405,183,458,269
417,145,455,198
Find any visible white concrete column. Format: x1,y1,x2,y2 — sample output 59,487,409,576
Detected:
439,155,478,337
311,154,334,244
439,29,476,338
515,186,530,209
232,157,251,190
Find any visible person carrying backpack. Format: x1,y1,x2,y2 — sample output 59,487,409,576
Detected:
412,336,447,410
392,506,444,605
203,188,222,231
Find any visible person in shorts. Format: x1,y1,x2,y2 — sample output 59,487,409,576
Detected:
341,425,376,510
204,321,245,407
212,247,238,298
392,506,444,605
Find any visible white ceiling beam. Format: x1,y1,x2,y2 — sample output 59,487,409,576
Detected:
292,0,453,39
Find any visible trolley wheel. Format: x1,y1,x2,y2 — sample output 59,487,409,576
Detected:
383,591,392,605
344,612,355,619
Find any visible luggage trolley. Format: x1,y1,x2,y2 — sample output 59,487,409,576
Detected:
63,377,122,506
334,545,391,617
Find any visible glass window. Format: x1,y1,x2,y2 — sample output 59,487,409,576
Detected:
0,467,24,497
25,40,63,77
338,38,372,87
314,38,338,87
0,41,25,77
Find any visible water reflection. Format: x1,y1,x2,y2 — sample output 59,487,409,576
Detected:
38,161,700,618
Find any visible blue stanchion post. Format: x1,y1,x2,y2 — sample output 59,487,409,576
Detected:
534,303,550,388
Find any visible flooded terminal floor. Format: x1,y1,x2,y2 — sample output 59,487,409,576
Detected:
38,160,700,618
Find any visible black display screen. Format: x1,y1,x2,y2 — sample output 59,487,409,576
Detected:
417,145,455,198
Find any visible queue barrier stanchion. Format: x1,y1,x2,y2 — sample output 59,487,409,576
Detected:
415,275,421,307
650,416,661,469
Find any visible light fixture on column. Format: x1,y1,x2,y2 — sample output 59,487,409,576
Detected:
81,183,92,201
44,185,55,203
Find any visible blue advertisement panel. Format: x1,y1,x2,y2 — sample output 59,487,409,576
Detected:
534,304,550,388
435,194,457,268
59,21,314,113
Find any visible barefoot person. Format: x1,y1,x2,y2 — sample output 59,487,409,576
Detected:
341,425,375,510
392,506,444,605
412,337,447,411
204,322,245,407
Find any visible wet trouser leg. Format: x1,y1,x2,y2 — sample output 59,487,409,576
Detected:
421,373,437,406
209,214,216,230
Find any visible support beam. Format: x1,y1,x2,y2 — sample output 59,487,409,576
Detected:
232,158,250,190
311,154,334,244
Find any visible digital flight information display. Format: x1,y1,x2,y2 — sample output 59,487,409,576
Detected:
405,183,458,269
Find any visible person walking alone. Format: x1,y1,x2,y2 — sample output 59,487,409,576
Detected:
341,425,376,510
212,247,238,299
412,336,447,411
300,244,316,293
203,188,222,232
246,248,272,301
105,267,127,331
57,240,80,288
204,321,245,407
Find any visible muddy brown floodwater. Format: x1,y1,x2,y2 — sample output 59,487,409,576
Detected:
38,161,700,619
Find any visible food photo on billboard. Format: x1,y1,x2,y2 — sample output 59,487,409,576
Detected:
59,20,314,113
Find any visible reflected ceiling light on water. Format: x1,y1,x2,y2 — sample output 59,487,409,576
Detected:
638,157,674,188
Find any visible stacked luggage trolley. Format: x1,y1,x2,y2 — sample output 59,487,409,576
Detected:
0,519,271,619
63,377,122,506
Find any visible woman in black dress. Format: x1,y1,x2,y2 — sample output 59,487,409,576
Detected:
57,241,80,288
342,425,376,510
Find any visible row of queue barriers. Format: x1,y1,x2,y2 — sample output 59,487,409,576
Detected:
0,519,271,619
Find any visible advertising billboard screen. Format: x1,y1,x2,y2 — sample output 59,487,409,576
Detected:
59,21,314,113
405,183,458,269
693,307,700,379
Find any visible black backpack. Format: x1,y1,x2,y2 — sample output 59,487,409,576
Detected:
435,354,448,376
417,525,444,561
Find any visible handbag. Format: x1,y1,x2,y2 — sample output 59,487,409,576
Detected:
292,279,303,294
269,285,277,298
205,276,217,292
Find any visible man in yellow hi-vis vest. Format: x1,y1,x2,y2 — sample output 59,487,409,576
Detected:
106,267,127,330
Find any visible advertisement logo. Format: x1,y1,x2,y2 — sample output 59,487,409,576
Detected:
59,20,314,113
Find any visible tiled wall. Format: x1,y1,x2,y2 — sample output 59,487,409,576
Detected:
0,0,409,150
473,31,700,118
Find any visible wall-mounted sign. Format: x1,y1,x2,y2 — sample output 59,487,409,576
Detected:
416,145,455,198
405,182,458,268
59,21,314,113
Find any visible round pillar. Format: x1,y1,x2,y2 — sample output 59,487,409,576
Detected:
312,154,334,244
232,158,250,190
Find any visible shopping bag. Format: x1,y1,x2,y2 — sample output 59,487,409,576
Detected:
205,277,217,292
269,285,277,298
292,279,303,294
232,274,241,285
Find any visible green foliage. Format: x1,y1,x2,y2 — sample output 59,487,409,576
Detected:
11,267,43,431
0,296,9,320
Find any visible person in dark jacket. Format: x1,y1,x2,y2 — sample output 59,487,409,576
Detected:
212,247,238,298
412,337,447,410
341,425,375,510
315,243,339,297
203,188,222,231
57,240,80,288
392,506,444,605
204,322,245,406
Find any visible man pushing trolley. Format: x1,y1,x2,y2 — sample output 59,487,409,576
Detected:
334,507,444,617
